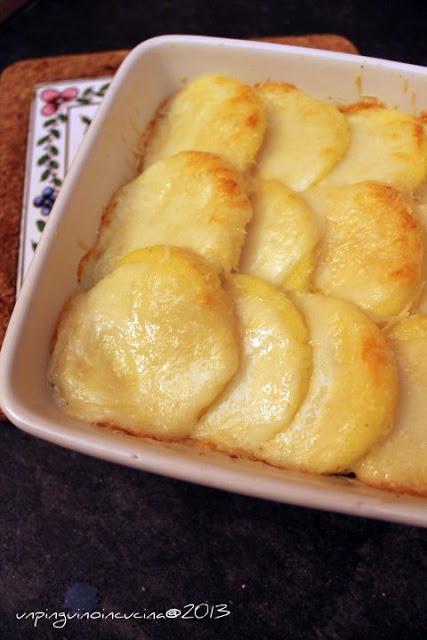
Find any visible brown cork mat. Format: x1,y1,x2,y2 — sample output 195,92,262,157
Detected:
0,35,358,417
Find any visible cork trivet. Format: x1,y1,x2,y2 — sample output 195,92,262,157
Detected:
0,35,358,417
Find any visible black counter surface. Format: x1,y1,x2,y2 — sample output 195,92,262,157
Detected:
1,1,427,638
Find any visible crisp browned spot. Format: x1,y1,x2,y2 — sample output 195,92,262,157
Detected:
99,422,140,437
371,184,419,231
246,111,260,127
414,121,425,149
398,207,418,231
354,475,427,497
367,183,417,229
361,334,390,385
338,100,384,114
184,152,250,210
255,81,296,92
228,85,256,106
201,290,217,306
391,262,420,282
77,251,92,283
419,111,427,125
188,436,258,461
101,194,119,226
220,178,240,196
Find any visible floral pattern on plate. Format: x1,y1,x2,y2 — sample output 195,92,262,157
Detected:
18,77,112,292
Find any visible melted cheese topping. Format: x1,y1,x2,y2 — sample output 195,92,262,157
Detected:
50,73,427,497
193,275,312,454
254,82,350,191
324,103,427,191
354,315,427,495
49,247,239,439
80,151,252,286
415,202,427,313
239,180,319,290
142,74,266,173
259,294,398,474
305,181,423,322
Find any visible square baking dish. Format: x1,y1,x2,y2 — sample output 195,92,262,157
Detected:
1,35,427,527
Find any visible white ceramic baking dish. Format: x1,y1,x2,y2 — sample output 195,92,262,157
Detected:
1,35,427,527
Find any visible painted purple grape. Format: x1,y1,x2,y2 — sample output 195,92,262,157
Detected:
33,187,58,216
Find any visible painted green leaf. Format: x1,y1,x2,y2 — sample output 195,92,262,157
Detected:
49,160,59,169
58,114,68,122
41,169,50,181
37,135,49,145
43,118,56,128
77,98,90,105
31,241,38,251
83,87,93,96
80,115,92,126
50,129,60,138
100,83,110,92
37,154,49,166
49,146,59,156
36,220,46,232
53,177,63,187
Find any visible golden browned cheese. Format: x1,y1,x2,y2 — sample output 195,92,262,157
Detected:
258,294,398,474
239,180,319,290
324,103,427,191
415,200,427,313
414,118,427,311
305,181,423,322
142,74,266,173
49,247,239,439
193,275,312,455
49,72,427,498
80,151,252,287
254,82,350,191
354,315,427,495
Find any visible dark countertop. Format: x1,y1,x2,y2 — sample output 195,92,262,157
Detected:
1,1,427,639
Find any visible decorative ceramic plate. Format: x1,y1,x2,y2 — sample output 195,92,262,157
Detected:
18,76,112,291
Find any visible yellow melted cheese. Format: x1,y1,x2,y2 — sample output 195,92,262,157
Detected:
239,180,319,291
193,275,312,455
142,74,266,173
259,294,398,474
324,103,427,191
254,82,350,191
305,181,423,322
50,246,239,439
354,315,427,495
80,151,252,286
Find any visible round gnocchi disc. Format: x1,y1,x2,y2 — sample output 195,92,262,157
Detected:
239,179,319,290
142,74,266,173
324,102,427,191
354,315,427,496
49,246,239,439
254,82,350,191
80,151,253,286
193,275,312,455
259,293,398,474
306,181,423,322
